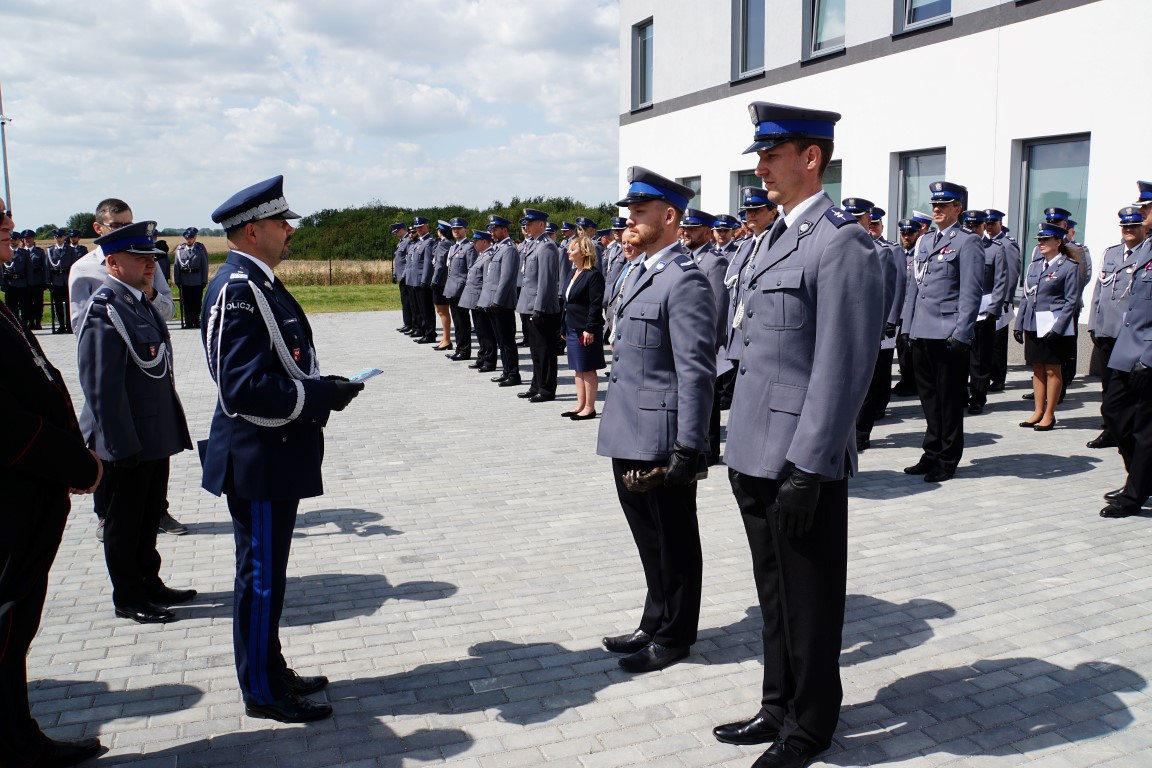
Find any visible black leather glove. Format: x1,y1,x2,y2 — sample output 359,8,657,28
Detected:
1089,331,1100,348
664,442,702,487
883,322,897,339
531,310,543,322
897,334,910,354
1013,330,1024,344
321,375,349,382
1130,362,1152,389
985,312,1000,321
774,469,821,537
330,381,365,411
945,336,970,354
113,454,140,470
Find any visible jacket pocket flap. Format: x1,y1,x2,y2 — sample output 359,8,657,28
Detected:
762,268,803,291
626,302,663,320
767,382,807,414
638,388,677,410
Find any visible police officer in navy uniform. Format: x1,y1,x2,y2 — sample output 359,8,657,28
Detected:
460,229,498,371
443,217,475,360
961,209,1008,415
174,227,210,329
1086,208,1146,449
0,197,106,768
900,181,984,483
392,222,413,333
6,231,30,328
515,208,561,402
984,209,1021,391
479,215,522,386
76,221,196,624
46,228,77,333
597,166,716,675
23,231,47,330
557,220,576,309
714,103,883,768
200,176,365,723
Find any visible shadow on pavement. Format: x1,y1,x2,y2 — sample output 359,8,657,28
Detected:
295,507,403,538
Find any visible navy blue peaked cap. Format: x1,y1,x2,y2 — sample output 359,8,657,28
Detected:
211,175,300,230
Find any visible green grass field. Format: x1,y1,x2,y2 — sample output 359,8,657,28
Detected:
290,284,401,313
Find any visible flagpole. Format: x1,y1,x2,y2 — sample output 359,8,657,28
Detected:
0,81,12,209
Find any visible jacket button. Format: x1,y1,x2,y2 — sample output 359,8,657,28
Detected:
747,311,753,318
660,401,666,407
614,355,619,362
777,280,782,286
740,367,747,375
750,282,757,289
612,375,618,382
744,338,750,346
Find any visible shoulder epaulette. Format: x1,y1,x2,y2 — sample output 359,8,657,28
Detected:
90,287,114,304
673,254,698,271
824,207,856,228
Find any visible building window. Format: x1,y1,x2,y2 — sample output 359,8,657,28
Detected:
896,149,946,221
736,0,765,77
822,161,843,207
1019,134,1091,263
678,176,702,210
633,20,654,109
805,0,846,59
898,0,951,32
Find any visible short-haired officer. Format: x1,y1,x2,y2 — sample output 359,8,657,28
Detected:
459,229,497,370
478,215,521,386
443,217,476,360
961,209,1008,415
892,217,927,395
392,222,414,333
984,208,1022,391
515,208,562,402
174,227,210,329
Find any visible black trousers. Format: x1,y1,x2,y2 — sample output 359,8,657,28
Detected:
416,286,435,335
449,296,471,355
1102,370,1152,508
990,325,1010,389
1094,339,1117,435
48,285,71,332
857,347,894,436
612,458,702,648
179,284,205,328
709,370,736,460
227,496,299,704
6,287,28,327
0,488,70,764
472,309,497,368
526,311,560,395
103,458,169,606
490,308,519,375
398,280,413,328
967,319,996,407
911,339,968,471
729,469,847,753
26,287,44,329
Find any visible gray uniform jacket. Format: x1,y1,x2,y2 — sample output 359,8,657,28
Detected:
77,277,191,462
68,247,175,330
403,237,422,285
901,223,985,345
872,240,897,327
443,239,476,299
600,241,623,280
596,242,717,459
979,238,1010,317
1089,243,1141,339
515,236,561,315
479,238,519,309
876,239,904,327
393,238,407,284
173,242,210,287
419,235,436,287
993,231,1022,308
432,237,451,287
1029,241,1091,312
719,234,760,373
1108,242,1152,372
458,247,493,311
1013,253,1080,336
557,237,575,297
725,196,884,482
691,243,730,350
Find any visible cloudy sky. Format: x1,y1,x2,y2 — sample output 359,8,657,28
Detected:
2,0,620,232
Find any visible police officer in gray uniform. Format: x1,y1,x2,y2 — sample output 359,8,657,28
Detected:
961,210,1008,415
444,217,476,360
985,209,1021,391
596,166,716,675
174,227,210,329
900,181,984,483
714,103,882,768
1087,207,1146,449
460,230,498,371
391,223,413,333
515,209,561,401
479,215,521,385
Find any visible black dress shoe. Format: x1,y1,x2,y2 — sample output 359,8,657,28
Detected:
1019,419,1040,428
903,461,933,475
561,410,580,418
1087,432,1117,449
618,642,689,673
34,736,102,767
416,335,437,344
924,467,955,483
433,344,452,351
1104,487,1126,501
967,403,984,415
517,390,538,399
468,361,483,368
602,629,652,654
1021,392,1035,400
713,712,780,745
1101,503,1141,519
570,410,597,421
529,393,555,403
244,692,332,722
396,326,411,333
1033,420,1056,432
856,433,869,452
491,373,509,383
283,668,329,695
751,740,819,768
448,352,470,361
147,585,198,604
477,365,496,373
498,375,523,387
114,601,176,623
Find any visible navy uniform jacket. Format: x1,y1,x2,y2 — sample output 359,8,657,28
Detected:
901,223,985,344
458,248,493,311
393,238,407,284
432,237,451,288
77,278,191,462
6,248,28,287
726,196,883,481
1109,244,1152,372
1089,243,1141,339
515,236,561,315
478,238,519,309
443,239,476,299
596,243,717,460
46,246,74,288
27,247,47,288
200,252,337,500
691,243,731,350
1013,252,1080,336
173,242,210,287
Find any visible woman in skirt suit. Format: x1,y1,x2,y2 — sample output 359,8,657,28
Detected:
561,236,605,420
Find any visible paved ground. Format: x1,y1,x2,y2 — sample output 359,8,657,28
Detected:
24,311,1152,768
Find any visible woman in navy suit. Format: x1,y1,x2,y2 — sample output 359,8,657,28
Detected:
1014,222,1082,430
562,237,606,420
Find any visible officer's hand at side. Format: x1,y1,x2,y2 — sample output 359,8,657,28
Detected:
1089,331,1100,348
1042,330,1057,340
321,375,349,382
897,334,909,353
1130,362,1152,389
113,454,140,470
774,469,821,537
664,442,702,487
330,381,365,411
531,310,543,322
883,322,897,339
945,336,970,354
1013,330,1024,344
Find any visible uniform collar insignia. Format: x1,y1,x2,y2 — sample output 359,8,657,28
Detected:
265,280,272,289
655,261,667,272
799,221,812,233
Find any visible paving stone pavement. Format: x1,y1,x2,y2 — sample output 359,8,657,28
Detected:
23,310,1152,768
